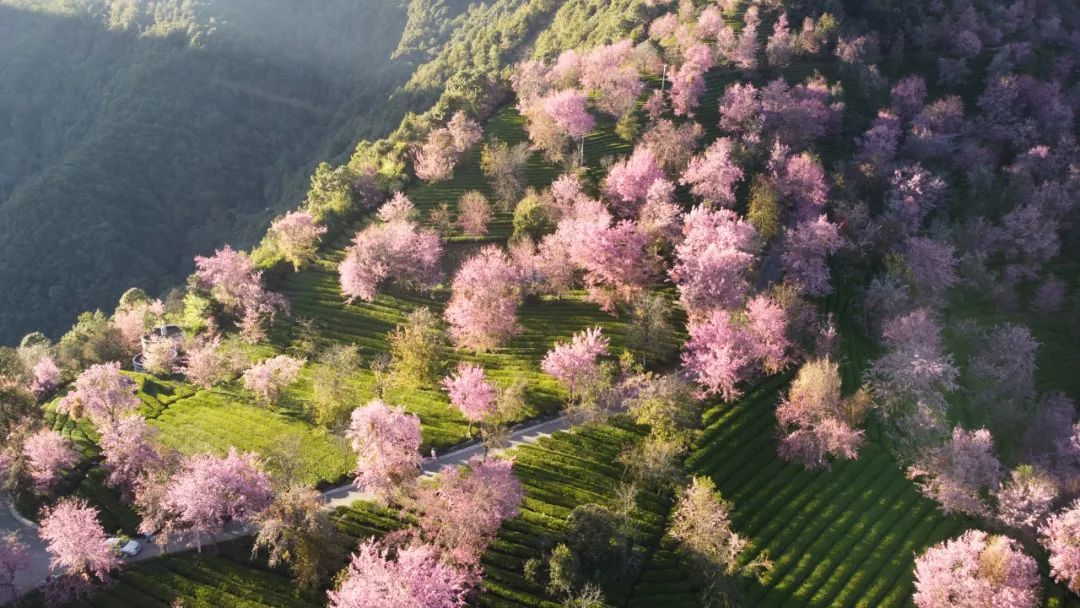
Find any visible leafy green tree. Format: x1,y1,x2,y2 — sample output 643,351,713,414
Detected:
56,311,126,371
309,344,363,429
625,293,675,367
388,307,447,388
512,191,556,242
305,162,357,220
748,174,782,243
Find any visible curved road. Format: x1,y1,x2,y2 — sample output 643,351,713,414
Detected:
2,415,569,600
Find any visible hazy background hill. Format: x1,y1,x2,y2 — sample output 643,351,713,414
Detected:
0,0,433,343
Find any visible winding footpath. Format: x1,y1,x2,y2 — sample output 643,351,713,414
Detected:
2,415,569,600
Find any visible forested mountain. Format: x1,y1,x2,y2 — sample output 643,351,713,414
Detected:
0,0,422,343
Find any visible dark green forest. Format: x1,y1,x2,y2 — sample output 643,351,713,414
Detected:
0,0,424,343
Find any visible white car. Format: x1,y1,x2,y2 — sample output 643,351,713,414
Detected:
105,538,142,558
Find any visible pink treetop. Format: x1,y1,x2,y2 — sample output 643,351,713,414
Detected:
745,295,790,375
680,137,744,206
909,96,965,159
770,147,828,219
970,323,1039,411
696,6,724,40
901,237,957,306
649,13,678,40
58,362,140,427
30,355,60,397
865,309,958,413
180,336,229,389
777,358,864,470
541,327,610,396
759,78,836,150
328,540,470,608
442,363,497,423
542,89,595,140
717,82,763,144
669,206,757,317
783,215,844,297
731,6,760,70
270,211,326,270
38,498,118,584
855,110,901,173
98,414,161,497
444,246,524,351
193,245,265,315
339,219,443,303
994,466,1057,533
114,299,164,351
548,49,582,87
550,173,585,210
576,220,658,312
913,530,1039,608
414,456,524,565
908,427,1003,518
682,310,754,401
1042,499,1080,593
164,448,273,551
447,111,483,154
603,146,666,216
346,400,423,499
242,355,304,404
1031,274,1067,313
377,192,418,224
886,164,946,231
890,75,927,119
0,532,30,602
413,129,457,182
765,12,795,67
670,44,712,117
581,41,643,118
639,180,682,244
23,428,78,491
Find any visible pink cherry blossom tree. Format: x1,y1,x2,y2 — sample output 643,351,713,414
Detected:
745,295,791,375
30,355,60,398
783,216,844,297
994,466,1057,533
717,82,763,144
1042,500,1080,593
57,362,140,427
777,358,865,469
194,245,287,338
886,164,946,232
680,138,744,206
38,498,119,602
669,206,757,317
864,309,958,447
1021,392,1080,496
855,110,901,176
890,75,927,120
541,327,609,398
580,41,643,118
98,414,161,499
447,111,483,154
641,119,703,173
413,129,457,183
913,530,1039,608
180,336,232,389
1031,274,1067,313
442,363,497,431
0,532,30,603
542,89,595,162
113,299,164,352
682,310,754,401
328,540,470,608
444,246,524,351
603,146,666,217
970,323,1039,427
731,6,760,70
163,448,273,551
412,456,524,565
576,220,658,312
908,427,1003,518
670,44,712,117
377,193,418,224
269,211,327,271
243,355,304,404
142,335,178,376
770,147,828,219
765,13,795,67
339,219,443,303
346,400,422,500
23,428,78,491
457,191,493,237
900,237,958,307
